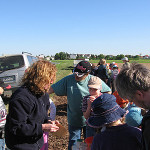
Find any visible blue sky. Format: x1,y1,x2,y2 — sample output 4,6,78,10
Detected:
0,0,150,56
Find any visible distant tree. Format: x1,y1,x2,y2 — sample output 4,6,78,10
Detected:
125,55,132,58
112,56,116,60
54,53,60,60
90,54,96,60
116,54,124,60
54,52,69,60
97,54,105,59
133,55,140,59
105,55,111,60
76,54,84,59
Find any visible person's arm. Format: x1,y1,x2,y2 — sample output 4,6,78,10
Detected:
83,96,96,119
83,101,92,119
49,76,69,96
49,98,56,121
104,67,109,79
0,87,4,95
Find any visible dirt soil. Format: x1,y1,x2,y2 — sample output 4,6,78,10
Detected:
48,63,150,150
48,95,68,150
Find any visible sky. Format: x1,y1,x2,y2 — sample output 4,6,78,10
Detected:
0,0,150,56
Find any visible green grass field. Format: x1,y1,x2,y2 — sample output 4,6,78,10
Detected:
52,59,150,82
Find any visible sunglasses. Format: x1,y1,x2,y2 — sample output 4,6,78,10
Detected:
73,70,86,77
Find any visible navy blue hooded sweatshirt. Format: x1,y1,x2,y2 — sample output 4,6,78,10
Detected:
5,86,50,150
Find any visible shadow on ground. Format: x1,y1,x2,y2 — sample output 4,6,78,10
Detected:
56,103,67,116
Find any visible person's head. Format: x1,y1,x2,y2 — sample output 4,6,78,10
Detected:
87,93,126,128
125,104,143,128
88,76,102,97
22,60,57,95
115,63,150,109
122,57,129,63
99,59,106,65
112,64,118,70
73,61,91,82
109,62,115,69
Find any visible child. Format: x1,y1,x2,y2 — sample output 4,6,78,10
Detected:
40,98,56,150
87,93,142,150
82,76,102,138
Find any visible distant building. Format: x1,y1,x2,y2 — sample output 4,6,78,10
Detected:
45,56,51,61
143,55,149,59
51,56,55,60
70,54,77,59
38,54,44,59
77,54,85,58
84,54,91,59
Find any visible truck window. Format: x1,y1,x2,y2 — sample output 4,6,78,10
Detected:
0,55,24,72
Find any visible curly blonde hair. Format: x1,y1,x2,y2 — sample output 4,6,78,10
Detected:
22,60,57,95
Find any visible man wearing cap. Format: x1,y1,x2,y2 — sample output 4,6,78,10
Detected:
122,57,130,68
0,79,11,149
49,60,111,150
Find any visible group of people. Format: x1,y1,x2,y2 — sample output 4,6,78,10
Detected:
91,57,130,93
0,58,150,150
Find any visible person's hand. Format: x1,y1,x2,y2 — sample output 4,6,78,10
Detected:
88,96,96,103
42,123,59,132
87,96,96,107
48,120,60,125
0,87,4,95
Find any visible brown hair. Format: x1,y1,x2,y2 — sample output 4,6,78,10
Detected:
22,60,57,95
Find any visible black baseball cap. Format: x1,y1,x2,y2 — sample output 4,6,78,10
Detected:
74,61,91,73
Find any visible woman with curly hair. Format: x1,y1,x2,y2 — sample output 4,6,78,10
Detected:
5,60,59,150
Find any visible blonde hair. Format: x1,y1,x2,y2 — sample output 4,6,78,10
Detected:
22,60,57,95
100,59,106,64
97,59,106,65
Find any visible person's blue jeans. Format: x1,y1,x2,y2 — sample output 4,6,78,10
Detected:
0,138,5,150
68,125,86,150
